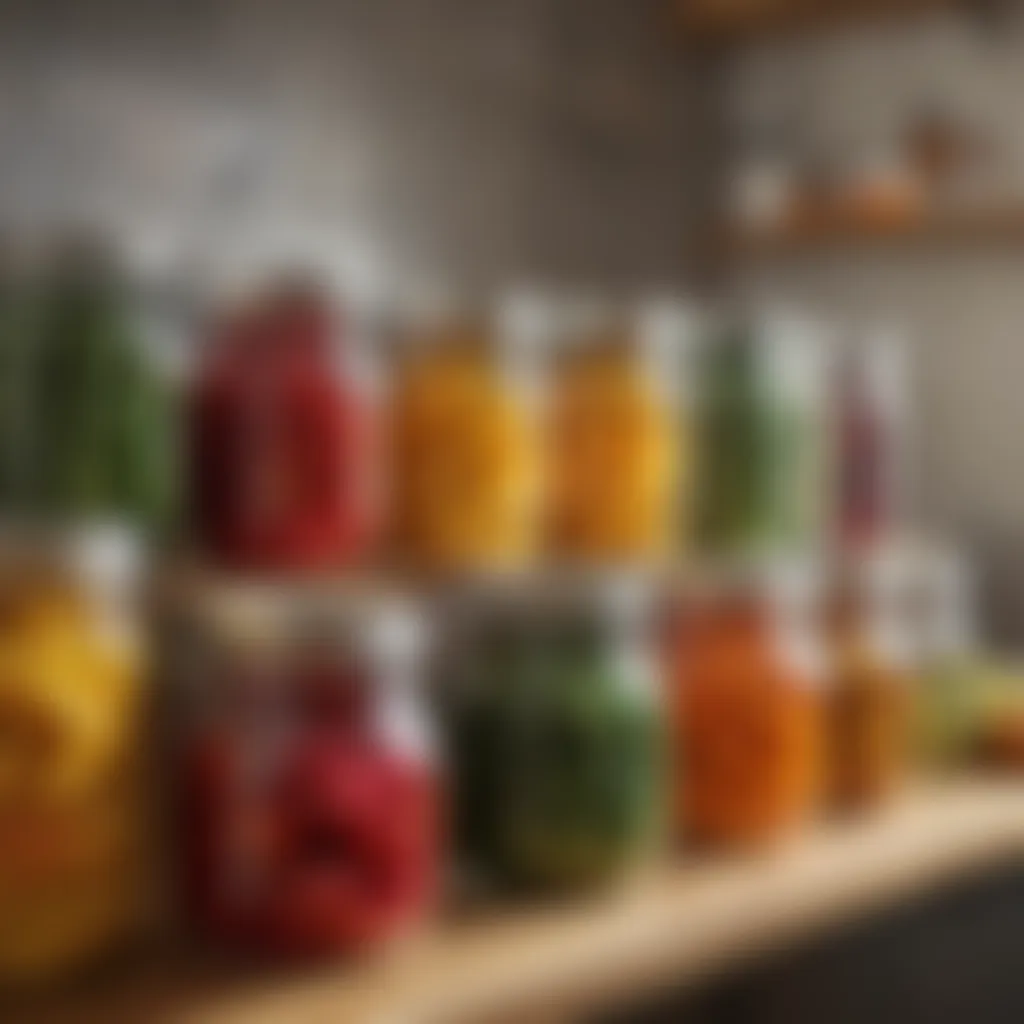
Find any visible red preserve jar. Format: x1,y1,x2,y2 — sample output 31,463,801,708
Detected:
175,587,438,958
834,333,908,551
189,283,378,571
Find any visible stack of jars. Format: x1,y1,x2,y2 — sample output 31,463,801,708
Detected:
179,282,920,920
187,288,853,576
179,281,445,958
0,242,170,986
0,241,936,984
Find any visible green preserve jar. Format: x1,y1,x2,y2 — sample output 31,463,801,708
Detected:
694,313,825,558
445,577,665,893
0,237,177,531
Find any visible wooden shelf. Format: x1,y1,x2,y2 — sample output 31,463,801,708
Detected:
24,782,1024,1024
677,0,969,47
713,206,1024,257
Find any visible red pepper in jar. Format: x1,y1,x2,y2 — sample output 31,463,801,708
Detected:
189,285,378,571
182,663,438,958
835,337,906,550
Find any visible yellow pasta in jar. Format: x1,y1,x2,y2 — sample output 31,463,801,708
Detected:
0,554,147,985
549,333,678,563
390,325,540,573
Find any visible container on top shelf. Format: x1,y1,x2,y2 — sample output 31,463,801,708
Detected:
694,310,827,560
832,329,910,551
665,562,825,848
546,298,685,567
441,572,665,893
188,277,380,573
388,292,542,575
0,237,176,532
171,583,438,958
0,525,150,985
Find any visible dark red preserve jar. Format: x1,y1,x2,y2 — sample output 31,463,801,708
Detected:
189,284,378,571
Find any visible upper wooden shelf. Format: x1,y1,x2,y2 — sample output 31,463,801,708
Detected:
715,206,1024,257
24,782,1024,1024
677,0,969,47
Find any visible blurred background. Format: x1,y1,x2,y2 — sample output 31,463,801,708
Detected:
6,1,1024,1022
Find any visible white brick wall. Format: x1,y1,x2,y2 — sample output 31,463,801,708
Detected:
0,0,694,293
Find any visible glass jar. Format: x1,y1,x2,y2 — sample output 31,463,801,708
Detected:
389,310,541,574
0,528,148,985
694,313,825,558
189,281,379,572
173,587,438,958
833,332,909,550
889,543,995,771
667,569,824,847
825,563,914,812
547,306,679,565
0,239,175,529
444,578,664,892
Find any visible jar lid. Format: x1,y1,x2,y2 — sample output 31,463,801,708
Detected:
366,598,424,677
389,283,484,353
0,522,146,599
58,523,146,597
183,579,427,676
634,296,697,355
443,569,660,632
675,557,824,608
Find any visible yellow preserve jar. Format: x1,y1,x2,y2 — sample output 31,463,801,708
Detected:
390,315,540,574
0,529,148,986
548,309,680,564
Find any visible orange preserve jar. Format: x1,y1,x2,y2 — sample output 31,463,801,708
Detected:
389,310,541,574
668,570,824,847
548,307,679,565
826,558,914,812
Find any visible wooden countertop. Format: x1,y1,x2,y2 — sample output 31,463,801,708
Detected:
26,781,1024,1024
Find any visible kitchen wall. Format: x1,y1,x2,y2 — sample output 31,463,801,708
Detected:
0,0,694,295
723,7,1024,637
